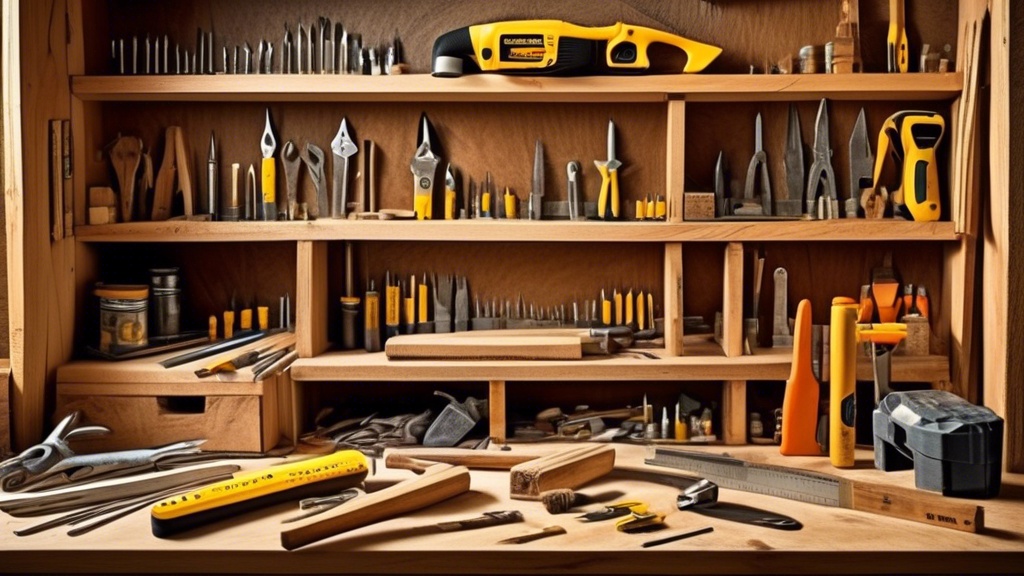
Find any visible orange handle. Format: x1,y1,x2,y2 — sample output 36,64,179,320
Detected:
780,299,822,456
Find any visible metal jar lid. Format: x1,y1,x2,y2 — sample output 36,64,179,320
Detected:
149,267,181,289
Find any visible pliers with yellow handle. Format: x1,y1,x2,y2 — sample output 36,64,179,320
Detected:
594,119,621,220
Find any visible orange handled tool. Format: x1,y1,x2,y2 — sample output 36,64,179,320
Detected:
781,299,823,456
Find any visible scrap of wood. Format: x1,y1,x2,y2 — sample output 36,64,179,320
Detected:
384,448,543,473
281,463,470,550
385,334,583,361
509,444,615,501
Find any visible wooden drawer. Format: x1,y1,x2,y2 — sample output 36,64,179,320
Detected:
55,376,282,453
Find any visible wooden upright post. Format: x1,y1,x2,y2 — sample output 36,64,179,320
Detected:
489,380,506,444
297,241,329,358
666,100,686,223
664,243,684,356
722,243,744,358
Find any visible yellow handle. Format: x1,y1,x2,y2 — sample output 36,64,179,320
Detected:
597,164,611,218
635,199,645,221
482,192,492,216
602,299,612,326
223,311,235,339
386,286,401,326
240,309,253,330
645,198,655,219
606,24,722,73
609,169,620,218
444,189,456,219
414,194,431,221
261,157,275,204
365,293,380,330
655,197,666,219
208,316,217,341
504,192,517,219
614,292,623,325
258,306,269,330
830,299,858,468
625,292,634,326
418,284,428,323
636,292,646,330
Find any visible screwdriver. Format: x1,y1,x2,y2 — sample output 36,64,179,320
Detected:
418,272,429,330
637,290,646,331
504,187,517,219
403,276,416,334
626,288,635,328
364,280,381,352
655,195,666,219
614,289,623,326
635,196,647,221
601,289,612,327
208,315,217,341
340,241,360,349
482,172,493,218
645,193,656,219
258,306,269,330
385,271,401,341
240,307,253,330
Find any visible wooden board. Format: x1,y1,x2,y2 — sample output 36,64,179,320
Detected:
73,219,962,243
2,444,1024,574
386,334,584,361
509,445,615,500
297,241,328,359
291,343,948,384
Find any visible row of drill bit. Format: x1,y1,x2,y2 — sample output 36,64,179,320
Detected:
472,288,658,331
110,22,404,75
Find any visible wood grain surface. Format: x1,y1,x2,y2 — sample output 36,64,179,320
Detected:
2,444,1023,574
92,0,957,75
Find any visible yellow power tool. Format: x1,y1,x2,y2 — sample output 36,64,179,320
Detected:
431,20,721,77
870,111,945,222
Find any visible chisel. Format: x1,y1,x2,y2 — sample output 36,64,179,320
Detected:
403,277,416,334
261,109,278,221
417,273,431,333
206,132,218,219
341,242,360,349
385,271,401,341
504,187,517,219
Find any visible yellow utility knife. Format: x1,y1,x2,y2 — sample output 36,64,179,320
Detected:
260,109,277,221
595,119,621,220
152,450,369,538
431,20,721,77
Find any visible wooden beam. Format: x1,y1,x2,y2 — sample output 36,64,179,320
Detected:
722,243,744,358
666,100,685,223
296,241,329,359
489,380,506,444
663,243,683,356
722,380,747,445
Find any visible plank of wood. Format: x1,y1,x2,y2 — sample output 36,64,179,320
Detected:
72,219,962,244
666,100,685,223
848,480,984,533
297,241,329,358
49,120,64,241
664,243,683,356
150,127,176,221
489,380,506,444
722,380,746,445
109,136,141,223
69,74,965,103
384,448,543,472
509,445,615,500
281,463,471,550
721,243,744,358
385,334,583,361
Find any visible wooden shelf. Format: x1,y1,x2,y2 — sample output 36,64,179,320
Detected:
73,219,960,243
290,342,948,383
71,73,964,103
2,444,1021,574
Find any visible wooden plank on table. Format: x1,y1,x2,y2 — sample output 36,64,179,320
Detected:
509,445,615,500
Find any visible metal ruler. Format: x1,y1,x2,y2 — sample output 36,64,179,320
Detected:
645,447,842,507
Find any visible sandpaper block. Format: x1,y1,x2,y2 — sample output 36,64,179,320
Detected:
509,445,615,500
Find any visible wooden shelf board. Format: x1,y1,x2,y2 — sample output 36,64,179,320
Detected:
2,444,1021,574
291,341,947,383
71,73,964,103
73,219,960,243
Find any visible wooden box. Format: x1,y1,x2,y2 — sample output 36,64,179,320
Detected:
55,362,285,453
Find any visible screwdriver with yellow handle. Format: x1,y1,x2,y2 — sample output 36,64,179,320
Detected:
595,119,621,220
385,271,401,342
481,172,494,218
444,164,457,219
152,450,370,538
403,277,416,334
636,290,646,331
601,289,612,327
365,280,382,352
418,272,430,332
886,0,908,73
504,187,517,219
614,289,623,326
260,108,278,221
625,288,635,328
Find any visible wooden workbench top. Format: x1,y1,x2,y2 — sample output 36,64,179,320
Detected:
1,444,1021,574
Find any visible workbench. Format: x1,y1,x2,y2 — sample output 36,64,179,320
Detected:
1,444,1022,574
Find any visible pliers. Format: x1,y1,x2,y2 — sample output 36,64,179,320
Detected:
805,99,839,219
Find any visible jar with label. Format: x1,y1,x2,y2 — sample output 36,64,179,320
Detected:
96,284,149,353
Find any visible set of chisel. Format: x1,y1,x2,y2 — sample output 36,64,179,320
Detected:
110,24,405,75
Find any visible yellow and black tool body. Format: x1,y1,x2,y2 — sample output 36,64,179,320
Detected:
871,111,945,222
431,20,721,78
151,450,369,538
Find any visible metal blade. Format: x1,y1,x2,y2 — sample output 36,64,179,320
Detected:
812,99,830,157
606,119,616,163
784,104,804,204
261,109,276,158
848,108,873,201
754,113,764,152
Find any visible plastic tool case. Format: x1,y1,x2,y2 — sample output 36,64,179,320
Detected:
873,390,1003,499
